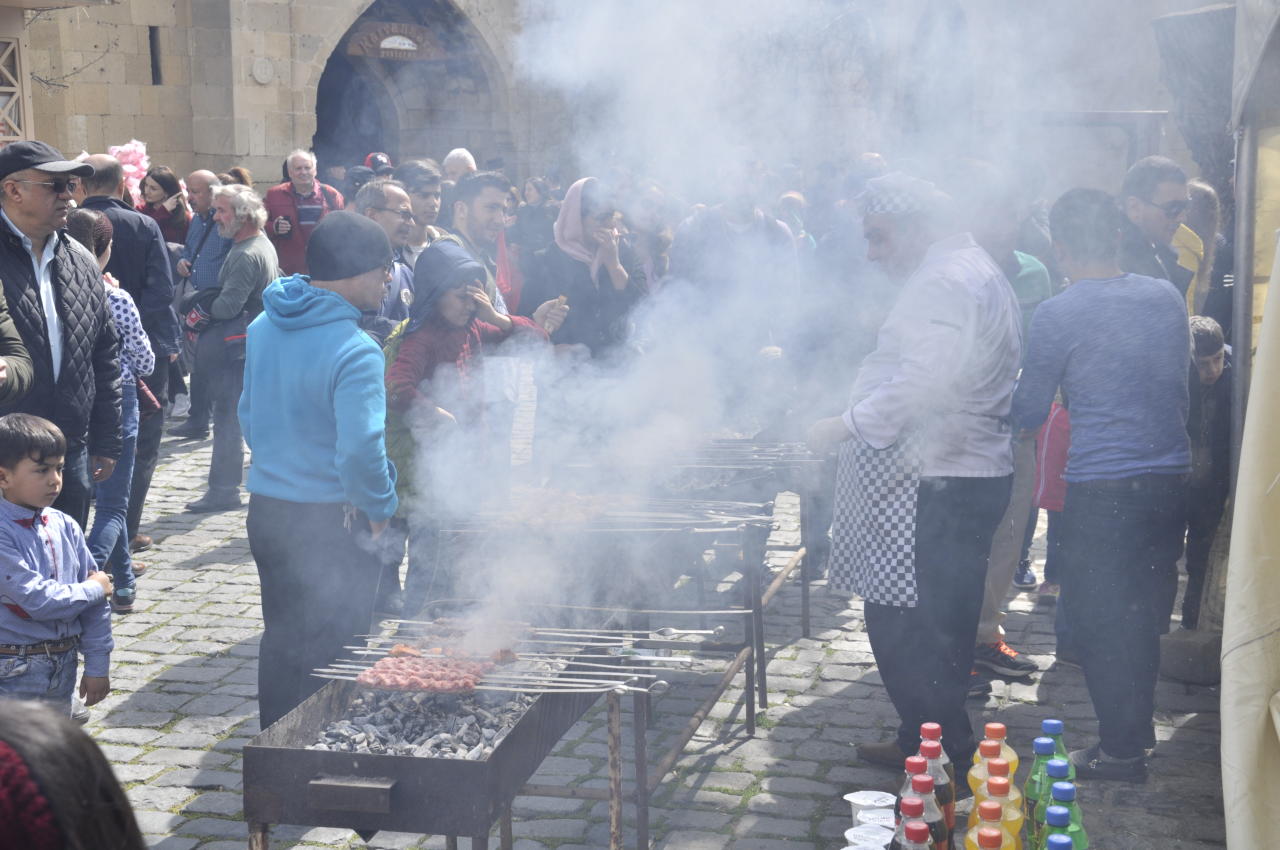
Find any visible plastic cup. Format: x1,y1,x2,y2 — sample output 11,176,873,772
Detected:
856,808,896,829
843,789,897,824
844,823,894,847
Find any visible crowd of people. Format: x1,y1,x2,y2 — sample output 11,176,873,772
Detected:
0,132,1236,844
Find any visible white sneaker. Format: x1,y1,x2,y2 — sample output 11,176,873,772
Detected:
171,393,191,418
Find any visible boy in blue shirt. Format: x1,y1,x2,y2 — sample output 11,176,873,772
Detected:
0,413,114,716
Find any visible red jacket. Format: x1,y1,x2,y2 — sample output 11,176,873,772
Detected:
386,314,545,428
1033,403,1071,512
263,181,344,275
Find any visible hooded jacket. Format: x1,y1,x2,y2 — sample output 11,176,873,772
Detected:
238,274,397,521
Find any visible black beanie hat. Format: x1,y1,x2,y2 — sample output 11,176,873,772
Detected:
306,211,392,281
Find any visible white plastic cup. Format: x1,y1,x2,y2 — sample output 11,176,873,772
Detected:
844,823,894,847
856,807,896,830
842,789,896,824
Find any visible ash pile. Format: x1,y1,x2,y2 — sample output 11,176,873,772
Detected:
308,688,536,760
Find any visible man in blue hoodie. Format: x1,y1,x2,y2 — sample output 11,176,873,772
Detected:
238,211,398,727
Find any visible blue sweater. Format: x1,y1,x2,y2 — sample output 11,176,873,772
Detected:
1010,273,1191,482
238,275,398,520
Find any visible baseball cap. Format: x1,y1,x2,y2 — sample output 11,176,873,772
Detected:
306,211,392,281
0,141,95,180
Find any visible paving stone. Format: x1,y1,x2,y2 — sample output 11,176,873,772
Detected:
144,838,199,850
137,747,235,767
127,785,195,811
133,811,186,833
152,768,243,790
731,814,812,838
745,792,819,817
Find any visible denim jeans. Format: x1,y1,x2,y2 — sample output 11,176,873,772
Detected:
88,379,138,592
52,443,91,529
1059,473,1186,758
0,647,78,716
198,329,244,496
127,360,168,539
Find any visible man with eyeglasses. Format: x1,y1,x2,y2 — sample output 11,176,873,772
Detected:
0,141,122,528
1119,156,1195,299
352,177,417,343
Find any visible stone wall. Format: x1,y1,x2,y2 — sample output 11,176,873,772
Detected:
20,0,1210,191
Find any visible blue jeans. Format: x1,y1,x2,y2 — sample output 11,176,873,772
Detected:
1059,473,1186,758
0,647,78,716
88,379,138,592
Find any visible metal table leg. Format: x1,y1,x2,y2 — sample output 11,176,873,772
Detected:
248,823,269,850
608,689,624,850
798,488,815,638
501,806,513,850
632,690,650,849
742,525,768,708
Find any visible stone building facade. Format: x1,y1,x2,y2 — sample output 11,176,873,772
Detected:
13,0,1213,192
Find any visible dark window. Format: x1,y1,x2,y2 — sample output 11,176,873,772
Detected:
148,26,162,85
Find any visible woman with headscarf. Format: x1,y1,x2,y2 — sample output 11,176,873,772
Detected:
520,177,646,359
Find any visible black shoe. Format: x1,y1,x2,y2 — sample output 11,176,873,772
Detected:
973,639,1039,677
169,422,209,440
857,740,910,769
1069,743,1147,782
967,669,992,699
185,491,243,513
1012,559,1038,590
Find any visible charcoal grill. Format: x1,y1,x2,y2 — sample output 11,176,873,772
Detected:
244,623,755,850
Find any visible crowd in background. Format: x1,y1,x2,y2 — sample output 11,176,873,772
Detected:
0,131,1238,844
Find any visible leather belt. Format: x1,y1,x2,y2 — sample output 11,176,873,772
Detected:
0,637,79,656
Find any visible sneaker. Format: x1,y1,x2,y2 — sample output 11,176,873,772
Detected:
973,639,1039,677
1012,559,1038,590
967,669,993,699
112,587,135,614
1068,743,1147,782
169,421,209,440
185,491,243,513
171,393,192,418
130,534,152,553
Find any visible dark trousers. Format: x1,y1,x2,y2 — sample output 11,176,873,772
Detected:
865,474,1012,764
1176,484,1227,630
186,335,212,430
52,443,91,529
127,363,168,540
247,495,380,728
1060,474,1186,759
198,330,245,494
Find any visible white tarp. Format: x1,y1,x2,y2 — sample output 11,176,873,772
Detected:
1220,233,1280,847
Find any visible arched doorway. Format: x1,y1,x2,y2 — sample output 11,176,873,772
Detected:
311,0,512,175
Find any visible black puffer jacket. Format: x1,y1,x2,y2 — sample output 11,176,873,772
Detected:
0,225,122,458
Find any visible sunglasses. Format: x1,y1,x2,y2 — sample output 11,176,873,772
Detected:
372,207,415,223
1140,197,1189,219
11,177,80,195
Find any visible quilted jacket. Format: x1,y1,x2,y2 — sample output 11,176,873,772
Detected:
0,225,122,458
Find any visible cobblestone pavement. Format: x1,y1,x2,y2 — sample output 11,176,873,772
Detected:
99,432,1225,849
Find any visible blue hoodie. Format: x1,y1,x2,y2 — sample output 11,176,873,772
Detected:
238,275,398,520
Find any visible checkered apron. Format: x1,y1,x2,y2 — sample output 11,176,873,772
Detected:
828,432,922,607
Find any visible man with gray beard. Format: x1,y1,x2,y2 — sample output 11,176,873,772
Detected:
808,172,1021,769
185,184,279,513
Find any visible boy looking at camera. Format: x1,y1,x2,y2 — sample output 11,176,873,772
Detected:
0,413,113,716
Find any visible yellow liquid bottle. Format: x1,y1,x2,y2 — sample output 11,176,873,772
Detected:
983,776,1024,850
970,722,1019,775
964,802,1015,850
968,758,1012,828
967,738,1004,796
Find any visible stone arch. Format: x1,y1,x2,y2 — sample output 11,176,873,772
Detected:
296,0,516,172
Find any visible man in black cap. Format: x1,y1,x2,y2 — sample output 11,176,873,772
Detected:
238,210,398,727
0,141,121,526
80,154,179,551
